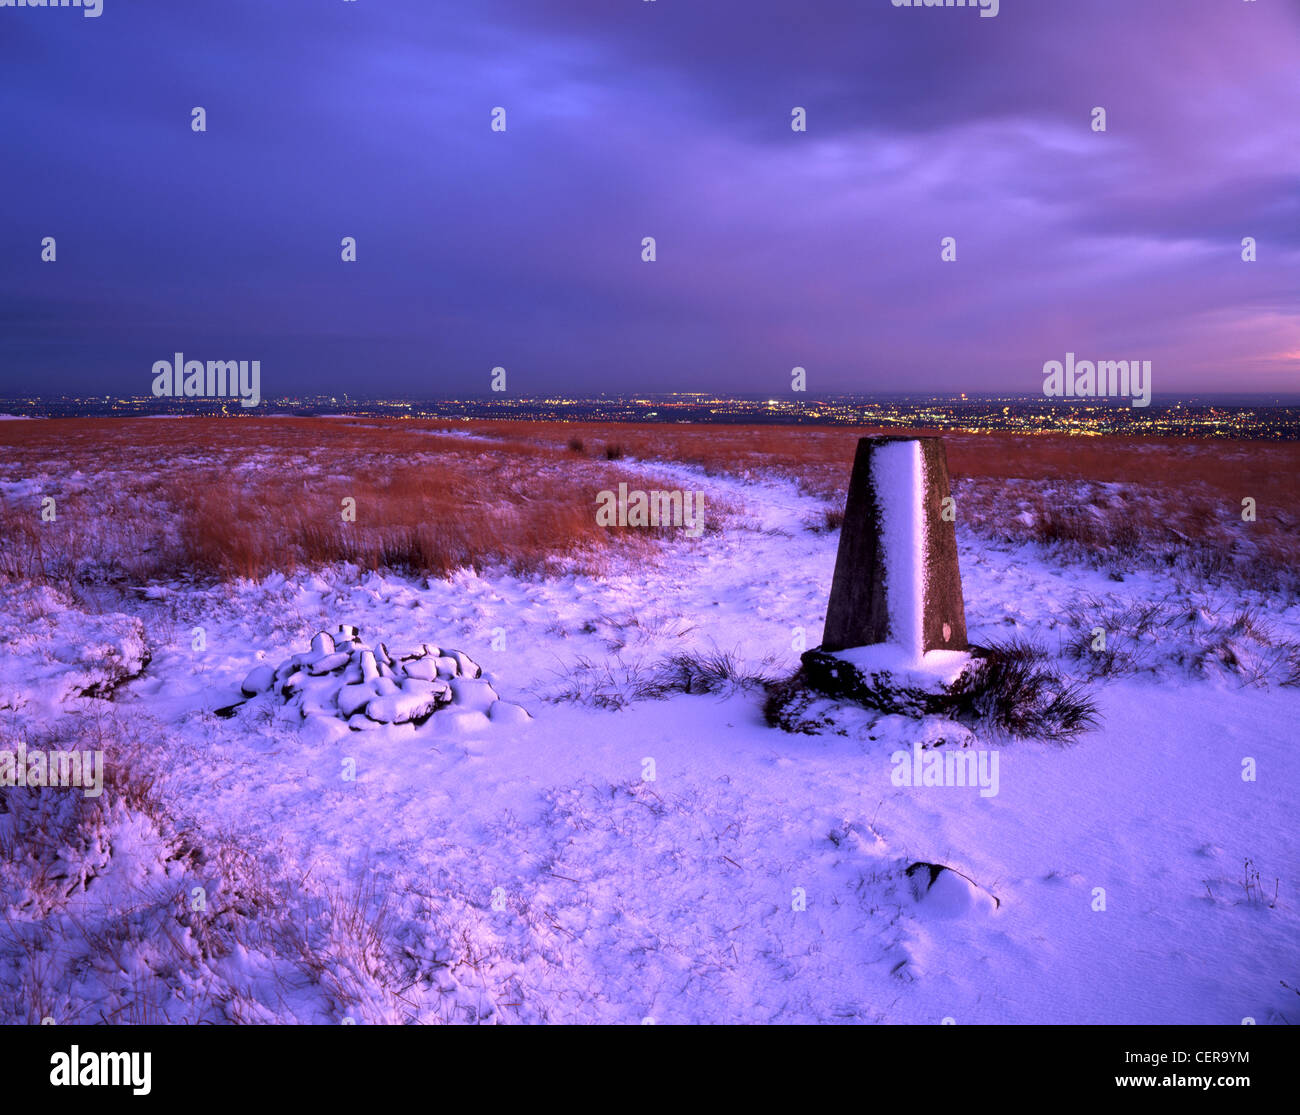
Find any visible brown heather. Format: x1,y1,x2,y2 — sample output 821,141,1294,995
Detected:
0,418,693,584
0,416,1295,591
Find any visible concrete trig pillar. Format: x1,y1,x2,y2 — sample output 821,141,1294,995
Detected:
821,436,968,656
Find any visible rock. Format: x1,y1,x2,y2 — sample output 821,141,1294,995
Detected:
359,650,379,683
436,709,492,734
402,658,439,682
241,665,275,696
905,861,999,917
367,690,442,724
308,651,350,675
488,700,531,725
301,714,349,746
301,686,338,718
338,624,360,640
445,650,482,679
337,683,373,718
310,631,336,657
450,677,499,712
402,677,452,701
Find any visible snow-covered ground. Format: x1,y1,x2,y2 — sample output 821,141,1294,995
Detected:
2,455,1297,1024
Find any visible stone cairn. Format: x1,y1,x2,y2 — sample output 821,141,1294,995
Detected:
231,624,531,730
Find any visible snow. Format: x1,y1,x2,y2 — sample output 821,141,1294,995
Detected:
1,450,1297,1024
870,439,925,659
835,643,973,686
908,865,999,919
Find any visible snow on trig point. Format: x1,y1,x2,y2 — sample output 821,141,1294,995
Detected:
805,436,978,714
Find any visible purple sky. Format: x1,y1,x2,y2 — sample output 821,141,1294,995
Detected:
2,0,1297,398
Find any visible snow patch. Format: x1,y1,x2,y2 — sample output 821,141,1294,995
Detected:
833,643,973,687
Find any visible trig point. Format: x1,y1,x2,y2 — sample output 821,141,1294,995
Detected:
822,436,968,655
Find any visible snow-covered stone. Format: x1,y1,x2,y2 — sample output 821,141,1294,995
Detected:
338,683,373,718
822,436,968,656
906,862,999,918
367,690,443,725
308,651,350,675
402,658,439,681
241,664,275,696
402,678,451,700
436,709,491,734
488,700,532,725
446,650,482,679
449,677,498,712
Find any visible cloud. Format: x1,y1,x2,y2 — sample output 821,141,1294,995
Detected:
0,0,1296,394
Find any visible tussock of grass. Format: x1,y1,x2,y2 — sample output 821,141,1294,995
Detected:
950,639,1100,744
803,506,845,534
547,649,781,709
648,650,781,696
